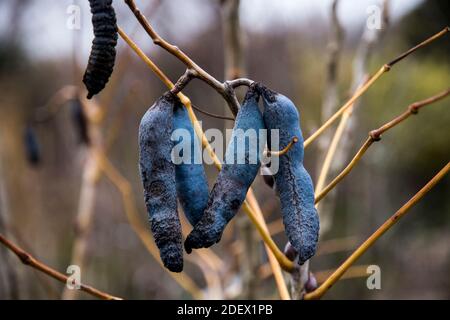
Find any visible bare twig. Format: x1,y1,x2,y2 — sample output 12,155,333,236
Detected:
305,161,450,299
191,104,235,121
315,88,450,203
221,0,260,299
0,233,121,300
0,146,19,299
124,0,241,115
118,28,293,297
265,136,298,157
304,27,449,148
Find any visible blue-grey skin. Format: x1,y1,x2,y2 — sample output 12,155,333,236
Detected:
184,85,264,253
173,103,209,226
260,85,319,265
139,92,183,272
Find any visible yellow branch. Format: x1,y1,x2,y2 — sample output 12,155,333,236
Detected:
304,66,387,149
305,162,450,300
0,233,121,300
304,27,449,149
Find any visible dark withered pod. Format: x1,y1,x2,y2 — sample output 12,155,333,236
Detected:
261,164,275,189
259,84,319,265
23,124,41,166
172,104,209,226
139,92,183,272
83,0,118,99
69,99,90,145
184,84,264,253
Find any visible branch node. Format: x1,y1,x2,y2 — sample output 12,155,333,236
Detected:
408,104,419,114
382,64,392,72
369,130,382,141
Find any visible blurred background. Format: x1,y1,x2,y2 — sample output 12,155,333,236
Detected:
0,0,449,300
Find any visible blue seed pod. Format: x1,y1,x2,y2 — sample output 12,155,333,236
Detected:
185,85,264,253
173,104,209,226
260,85,319,265
139,92,183,272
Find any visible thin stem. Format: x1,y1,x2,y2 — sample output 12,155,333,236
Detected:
315,88,450,203
304,27,449,149
305,162,450,300
265,136,299,157
0,233,121,300
304,66,386,148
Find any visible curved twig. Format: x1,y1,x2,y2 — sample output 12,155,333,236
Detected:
304,27,449,149
315,88,450,204
0,234,121,300
265,136,299,157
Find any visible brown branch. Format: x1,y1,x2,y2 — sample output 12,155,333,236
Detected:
369,88,450,140
315,87,450,204
61,96,104,300
386,26,450,67
0,233,121,300
305,161,450,300
191,103,235,121
221,0,245,80
124,0,241,115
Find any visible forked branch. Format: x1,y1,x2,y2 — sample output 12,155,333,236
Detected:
314,88,450,203
304,27,449,148
124,0,252,115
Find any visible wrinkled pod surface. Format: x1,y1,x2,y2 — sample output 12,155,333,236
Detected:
172,104,209,226
139,92,183,272
260,85,319,264
185,84,264,253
